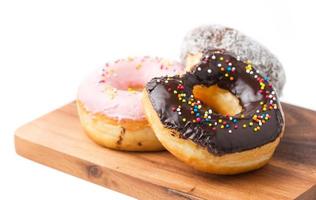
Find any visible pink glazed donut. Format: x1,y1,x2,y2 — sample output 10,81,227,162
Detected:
77,56,183,151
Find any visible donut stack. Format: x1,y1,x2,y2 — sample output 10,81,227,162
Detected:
77,25,285,175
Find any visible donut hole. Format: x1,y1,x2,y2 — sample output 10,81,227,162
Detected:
125,84,144,91
192,84,242,116
107,79,145,91
106,69,147,91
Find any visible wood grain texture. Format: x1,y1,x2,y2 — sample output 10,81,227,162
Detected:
15,102,316,200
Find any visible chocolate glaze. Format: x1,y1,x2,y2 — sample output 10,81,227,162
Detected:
146,49,284,155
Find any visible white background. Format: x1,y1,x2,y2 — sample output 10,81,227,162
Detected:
1,0,316,199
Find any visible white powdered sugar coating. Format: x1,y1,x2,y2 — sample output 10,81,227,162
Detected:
181,25,286,95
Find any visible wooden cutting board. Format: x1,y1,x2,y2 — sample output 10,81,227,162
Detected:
15,102,316,200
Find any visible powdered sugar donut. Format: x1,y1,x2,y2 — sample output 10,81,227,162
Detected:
77,56,184,151
181,25,285,95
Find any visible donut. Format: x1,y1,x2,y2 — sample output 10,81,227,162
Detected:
181,25,286,95
143,50,285,174
77,56,183,151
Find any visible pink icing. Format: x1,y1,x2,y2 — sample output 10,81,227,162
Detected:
78,57,184,120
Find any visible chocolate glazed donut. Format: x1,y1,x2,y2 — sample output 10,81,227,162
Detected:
143,49,285,174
